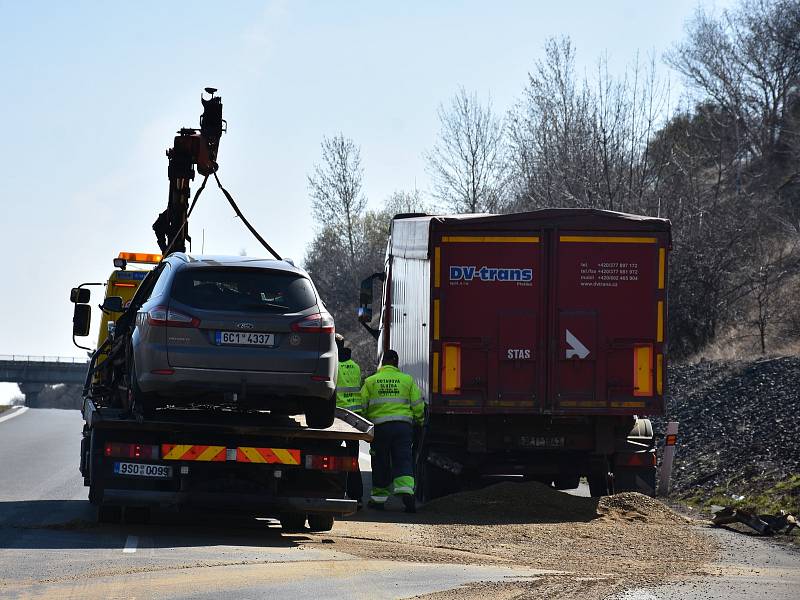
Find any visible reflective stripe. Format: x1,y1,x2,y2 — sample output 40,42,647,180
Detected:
370,495,388,503
409,399,424,407
372,415,413,425
342,404,363,411
336,386,361,393
393,486,413,494
369,396,410,405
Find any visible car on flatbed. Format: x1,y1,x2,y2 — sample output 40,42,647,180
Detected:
128,254,337,428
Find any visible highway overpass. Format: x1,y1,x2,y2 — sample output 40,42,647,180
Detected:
0,355,88,406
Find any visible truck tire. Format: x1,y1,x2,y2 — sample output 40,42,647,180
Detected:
587,472,610,497
279,512,307,532
305,395,335,429
307,514,335,532
614,467,657,496
417,461,458,503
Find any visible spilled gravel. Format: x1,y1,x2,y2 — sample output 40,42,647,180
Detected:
319,482,715,599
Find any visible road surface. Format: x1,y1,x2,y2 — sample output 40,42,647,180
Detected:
1,408,798,599
0,408,540,599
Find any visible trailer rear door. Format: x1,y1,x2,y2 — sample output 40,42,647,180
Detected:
550,233,666,414
434,235,544,412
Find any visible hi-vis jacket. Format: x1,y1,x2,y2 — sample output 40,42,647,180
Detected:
336,359,363,413
360,365,424,426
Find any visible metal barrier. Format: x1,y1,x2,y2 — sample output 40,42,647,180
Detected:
0,355,89,364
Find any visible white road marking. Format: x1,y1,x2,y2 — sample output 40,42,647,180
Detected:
0,406,29,424
123,535,138,554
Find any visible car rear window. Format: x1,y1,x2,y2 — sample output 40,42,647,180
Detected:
171,268,317,313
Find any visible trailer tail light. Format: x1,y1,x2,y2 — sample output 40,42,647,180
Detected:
441,343,461,395
616,452,656,468
104,442,160,459
291,312,335,334
633,344,653,397
304,454,358,472
147,306,200,328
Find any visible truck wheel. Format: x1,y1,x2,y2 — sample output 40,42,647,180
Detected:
97,504,122,524
279,512,307,532
307,514,335,532
417,461,458,503
305,395,335,429
88,483,102,505
614,467,656,496
587,472,610,497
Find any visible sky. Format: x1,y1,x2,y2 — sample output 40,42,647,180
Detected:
0,0,733,402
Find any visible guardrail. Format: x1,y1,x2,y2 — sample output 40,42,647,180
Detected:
0,355,89,364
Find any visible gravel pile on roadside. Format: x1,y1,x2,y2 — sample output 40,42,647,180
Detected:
659,356,800,504
328,483,713,598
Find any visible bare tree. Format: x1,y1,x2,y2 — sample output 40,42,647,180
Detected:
507,38,668,214
426,88,509,213
384,188,430,216
308,134,367,261
666,0,800,227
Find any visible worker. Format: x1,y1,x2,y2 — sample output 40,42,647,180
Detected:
335,334,364,508
361,349,423,513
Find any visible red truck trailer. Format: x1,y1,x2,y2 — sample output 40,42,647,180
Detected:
358,209,670,498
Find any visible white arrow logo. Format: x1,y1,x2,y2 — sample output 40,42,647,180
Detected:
566,329,590,359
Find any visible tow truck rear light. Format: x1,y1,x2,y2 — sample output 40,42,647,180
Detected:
291,313,334,334
304,454,358,472
104,442,160,459
147,306,200,328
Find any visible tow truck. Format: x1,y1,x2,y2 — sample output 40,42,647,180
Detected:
69,91,371,530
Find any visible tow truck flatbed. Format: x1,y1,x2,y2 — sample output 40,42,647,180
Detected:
80,401,373,528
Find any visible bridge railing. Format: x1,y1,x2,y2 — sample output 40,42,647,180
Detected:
0,355,90,364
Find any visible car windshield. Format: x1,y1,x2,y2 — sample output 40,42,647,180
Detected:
171,268,317,313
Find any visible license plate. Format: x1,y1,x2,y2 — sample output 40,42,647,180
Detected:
519,436,565,448
215,331,275,346
113,462,173,478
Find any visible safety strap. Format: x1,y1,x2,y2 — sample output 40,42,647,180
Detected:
214,172,282,260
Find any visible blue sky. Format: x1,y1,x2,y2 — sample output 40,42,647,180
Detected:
0,0,731,401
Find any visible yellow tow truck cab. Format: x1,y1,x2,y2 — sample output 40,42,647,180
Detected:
95,252,161,363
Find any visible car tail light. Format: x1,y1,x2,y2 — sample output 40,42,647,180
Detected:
104,442,160,459
291,312,334,334
615,452,656,468
147,306,200,328
304,454,358,471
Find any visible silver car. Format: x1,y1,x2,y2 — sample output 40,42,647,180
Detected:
128,254,337,428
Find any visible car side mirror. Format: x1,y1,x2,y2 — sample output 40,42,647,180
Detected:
73,304,91,337
70,288,91,304
101,296,125,313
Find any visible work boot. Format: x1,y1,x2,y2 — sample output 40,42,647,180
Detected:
401,494,416,514
367,500,385,511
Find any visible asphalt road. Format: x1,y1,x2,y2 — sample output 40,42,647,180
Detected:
1,408,798,599
0,408,538,599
